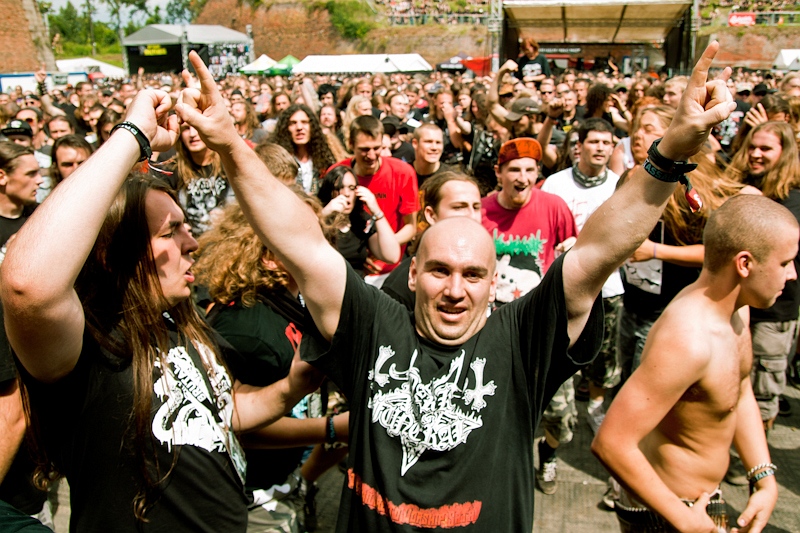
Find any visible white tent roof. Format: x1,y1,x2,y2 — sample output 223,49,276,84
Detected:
774,50,800,70
239,54,277,74
122,24,250,46
294,54,433,74
56,57,127,78
503,0,692,43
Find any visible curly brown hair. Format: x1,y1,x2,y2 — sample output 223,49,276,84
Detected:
194,186,332,307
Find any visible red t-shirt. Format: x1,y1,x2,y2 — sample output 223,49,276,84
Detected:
482,190,577,303
329,157,420,273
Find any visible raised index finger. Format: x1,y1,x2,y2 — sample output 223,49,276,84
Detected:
688,41,719,90
187,51,220,101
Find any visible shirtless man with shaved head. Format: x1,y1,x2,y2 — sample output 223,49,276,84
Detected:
171,42,738,531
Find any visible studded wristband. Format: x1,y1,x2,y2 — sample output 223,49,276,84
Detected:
111,121,152,162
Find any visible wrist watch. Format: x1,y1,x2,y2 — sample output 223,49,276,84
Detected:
644,138,697,183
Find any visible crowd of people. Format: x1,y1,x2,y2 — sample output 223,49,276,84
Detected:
0,37,798,533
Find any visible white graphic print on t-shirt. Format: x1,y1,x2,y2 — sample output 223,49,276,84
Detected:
368,346,497,475
152,345,247,483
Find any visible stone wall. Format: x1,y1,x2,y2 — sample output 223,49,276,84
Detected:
0,0,55,73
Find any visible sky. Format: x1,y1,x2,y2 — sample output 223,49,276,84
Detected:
48,0,172,24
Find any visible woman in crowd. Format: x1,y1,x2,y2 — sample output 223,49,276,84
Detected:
585,83,631,135
170,122,234,236
95,108,122,146
317,165,401,277
340,95,373,148
271,103,336,194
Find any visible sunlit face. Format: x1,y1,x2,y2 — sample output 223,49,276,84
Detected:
413,128,443,164
563,73,576,87
389,94,410,119
457,93,471,110
539,81,555,103
356,82,372,99
631,111,666,164
663,85,683,108
320,92,334,106
578,130,614,173
409,220,497,345
48,118,73,140
563,92,577,112
567,131,581,164
274,94,291,112
288,110,311,147
231,102,247,125
747,130,783,177
55,146,89,181
435,93,453,113
0,154,41,207
745,225,799,309
332,171,357,215
633,84,646,100
145,190,199,309
496,157,538,209
16,109,40,136
425,180,482,224
352,132,383,175
180,124,208,155
319,106,337,128
783,77,800,97
356,99,373,116
574,81,588,102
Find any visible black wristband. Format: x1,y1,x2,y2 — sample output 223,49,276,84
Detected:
37,81,47,97
646,138,697,176
325,416,337,444
111,121,152,162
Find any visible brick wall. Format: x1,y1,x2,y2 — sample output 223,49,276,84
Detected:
0,0,53,73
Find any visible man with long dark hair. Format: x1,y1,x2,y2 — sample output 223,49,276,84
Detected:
1,87,318,531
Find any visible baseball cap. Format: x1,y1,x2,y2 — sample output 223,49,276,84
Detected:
736,82,753,94
505,98,541,122
381,116,401,137
614,83,628,93
753,83,768,96
497,138,542,167
1,119,33,138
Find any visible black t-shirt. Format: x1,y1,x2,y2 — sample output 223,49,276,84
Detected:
514,54,551,80
20,324,248,532
335,220,377,277
751,189,800,323
210,294,307,490
415,162,453,189
301,254,603,531
167,163,233,237
0,205,35,265
380,255,415,312
391,142,415,164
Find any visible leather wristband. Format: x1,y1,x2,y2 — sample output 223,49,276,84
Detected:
111,121,152,162
645,138,697,182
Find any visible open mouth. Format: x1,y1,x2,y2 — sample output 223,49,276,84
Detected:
185,269,195,283
514,184,528,193
437,304,466,321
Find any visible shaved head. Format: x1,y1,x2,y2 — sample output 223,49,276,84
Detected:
410,218,497,345
416,218,496,273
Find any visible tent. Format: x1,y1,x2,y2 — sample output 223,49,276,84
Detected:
122,24,253,75
268,55,300,76
293,54,432,74
774,50,800,70
56,58,127,79
239,54,277,75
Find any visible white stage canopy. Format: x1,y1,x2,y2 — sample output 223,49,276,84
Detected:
503,0,692,43
294,54,433,74
56,58,127,78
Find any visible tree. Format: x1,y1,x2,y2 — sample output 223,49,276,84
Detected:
165,0,207,23
48,1,86,43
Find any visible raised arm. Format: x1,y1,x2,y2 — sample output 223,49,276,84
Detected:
175,52,346,341
561,42,735,345
487,60,516,130
1,91,178,382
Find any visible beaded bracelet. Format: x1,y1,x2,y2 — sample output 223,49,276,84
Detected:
325,415,337,444
746,462,777,481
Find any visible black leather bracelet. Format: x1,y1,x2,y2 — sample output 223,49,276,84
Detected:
646,138,697,177
643,159,682,183
111,121,152,162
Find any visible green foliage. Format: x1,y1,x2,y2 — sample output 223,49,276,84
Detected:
314,0,378,40
165,0,206,23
